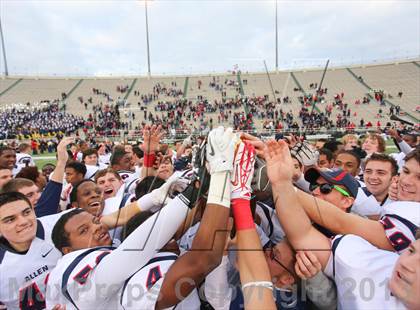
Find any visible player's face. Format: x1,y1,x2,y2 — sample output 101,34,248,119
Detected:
75,181,105,216
314,141,325,150
157,157,173,180
119,154,133,171
344,138,358,151
334,153,359,177
318,154,333,169
0,150,17,170
65,167,84,186
96,172,123,199
402,135,417,148
312,177,353,212
63,211,112,253
84,154,98,165
19,185,41,207
0,169,13,189
362,137,379,154
98,144,106,155
264,241,296,289
292,158,303,182
364,161,394,200
398,158,420,202
42,164,55,179
0,200,36,251
389,239,420,309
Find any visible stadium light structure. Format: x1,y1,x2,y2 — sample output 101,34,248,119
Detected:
0,15,9,77
144,0,152,78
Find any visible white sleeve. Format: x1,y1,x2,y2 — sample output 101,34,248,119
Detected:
352,187,381,216
398,140,413,155
92,196,190,291
204,256,232,310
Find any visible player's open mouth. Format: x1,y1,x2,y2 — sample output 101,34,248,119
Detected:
98,232,109,241
104,189,114,195
89,201,101,208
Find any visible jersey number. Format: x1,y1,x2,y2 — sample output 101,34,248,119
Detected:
382,217,411,252
19,282,45,310
146,266,162,290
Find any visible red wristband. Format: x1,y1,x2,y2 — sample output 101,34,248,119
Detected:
143,153,156,167
232,199,255,231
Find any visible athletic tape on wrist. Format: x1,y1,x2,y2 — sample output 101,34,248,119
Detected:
242,281,273,291
232,198,255,230
143,153,156,167
207,172,231,208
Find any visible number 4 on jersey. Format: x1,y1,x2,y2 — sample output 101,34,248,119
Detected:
146,266,162,290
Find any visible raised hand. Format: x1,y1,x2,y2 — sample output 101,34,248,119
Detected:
142,124,164,155
264,140,294,185
240,132,265,159
57,136,75,163
231,142,256,200
206,126,240,175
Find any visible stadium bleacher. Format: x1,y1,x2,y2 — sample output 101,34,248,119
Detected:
0,59,418,138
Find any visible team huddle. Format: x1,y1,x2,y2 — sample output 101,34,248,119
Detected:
0,125,419,310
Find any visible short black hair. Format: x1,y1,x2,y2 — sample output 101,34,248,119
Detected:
319,148,334,162
135,176,165,200
336,150,361,168
52,208,86,253
0,146,15,157
120,211,154,241
65,161,87,177
132,146,144,159
0,191,31,209
323,140,343,154
110,147,127,166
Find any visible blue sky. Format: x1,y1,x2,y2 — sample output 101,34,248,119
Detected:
1,0,419,76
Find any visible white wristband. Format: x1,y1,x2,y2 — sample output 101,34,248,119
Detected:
207,172,231,208
242,281,273,291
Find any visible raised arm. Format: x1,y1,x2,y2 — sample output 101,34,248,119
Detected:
50,137,74,184
295,189,393,251
231,142,276,309
156,127,236,309
264,140,331,268
141,125,164,179
35,137,74,216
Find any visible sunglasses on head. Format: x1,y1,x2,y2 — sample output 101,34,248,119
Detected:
309,183,350,197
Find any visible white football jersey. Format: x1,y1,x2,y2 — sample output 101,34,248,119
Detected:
16,153,35,167
99,153,111,166
117,170,139,195
46,247,117,310
119,252,201,310
85,163,107,180
379,201,420,254
0,213,64,310
255,201,285,244
46,197,191,310
325,234,405,310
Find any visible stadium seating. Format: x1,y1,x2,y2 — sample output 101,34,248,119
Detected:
0,59,418,134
